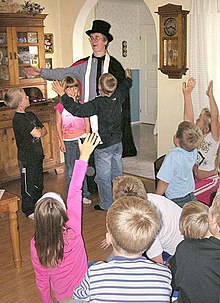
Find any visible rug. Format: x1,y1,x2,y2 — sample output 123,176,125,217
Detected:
123,157,155,180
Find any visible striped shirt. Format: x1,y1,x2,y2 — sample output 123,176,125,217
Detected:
74,256,172,303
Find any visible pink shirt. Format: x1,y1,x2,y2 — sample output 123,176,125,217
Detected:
30,160,88,302
55,102,87,140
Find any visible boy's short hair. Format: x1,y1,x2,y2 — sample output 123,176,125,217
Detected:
4,87,24,109
179,201,209,239
99,73,117,95
209,192,220,229
113,175,147,201
106,196,161,255
176,121,203,151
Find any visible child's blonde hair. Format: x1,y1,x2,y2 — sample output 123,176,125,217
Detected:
4,87,24,109
99,73,117,95
200,107,212,133
179,201,209,239
176,121,203,151
62,76,81,102
209,192,220,229
106,196,161,255
113,175,147,201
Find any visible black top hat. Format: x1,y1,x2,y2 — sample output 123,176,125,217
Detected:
86,20,113,42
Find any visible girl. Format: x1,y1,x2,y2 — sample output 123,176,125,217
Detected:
183,78,219,205
30,134,99,303
55,76,91,204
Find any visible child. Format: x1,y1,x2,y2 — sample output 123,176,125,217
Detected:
52,69,132,211
179,201,210,239
4,88,47,218
183,78,219,205
55,76,91,204
30,134,99,303
170,195,220,303
73,196,172,302
107,175,183,264
156,121,203,207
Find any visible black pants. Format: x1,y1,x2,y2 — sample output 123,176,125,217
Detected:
19,160,43,216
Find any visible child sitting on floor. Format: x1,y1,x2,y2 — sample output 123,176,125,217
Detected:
30,134,99,303
170,197,220,303
182,78,219,205
71,196,172,303
105,175,183,264
156,121,203,207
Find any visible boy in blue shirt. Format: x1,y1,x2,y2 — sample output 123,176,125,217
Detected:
156,121,203,207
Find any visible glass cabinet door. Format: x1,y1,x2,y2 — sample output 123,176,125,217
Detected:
16,30,40,80
0,30,10,84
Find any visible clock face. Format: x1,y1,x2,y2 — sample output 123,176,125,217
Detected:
164,18,177,36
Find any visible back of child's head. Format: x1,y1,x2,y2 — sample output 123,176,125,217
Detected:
209,192,220,231
4,87,24,109
106,196,161,256
176,121,203,151
62,76,81,101
99,73,117,95
113,175,147,201
179,201,209,239
34,192,68,268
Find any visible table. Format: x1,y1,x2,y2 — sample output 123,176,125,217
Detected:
0,191,22,269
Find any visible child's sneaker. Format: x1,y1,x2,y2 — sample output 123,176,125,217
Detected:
83,197,92,205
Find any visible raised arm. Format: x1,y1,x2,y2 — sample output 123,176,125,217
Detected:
206,81,219,141
182,77,196,123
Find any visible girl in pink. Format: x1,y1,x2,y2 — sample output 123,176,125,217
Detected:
55,76,91,204
183,78,219,205
30,134,99,303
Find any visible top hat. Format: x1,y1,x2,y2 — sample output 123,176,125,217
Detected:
86,20,113,42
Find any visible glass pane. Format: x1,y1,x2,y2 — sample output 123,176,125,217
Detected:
17,45,39,79
27,32,38,43
17,32,28,43
0,31,9,83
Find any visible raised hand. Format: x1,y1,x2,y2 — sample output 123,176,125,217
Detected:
182,77,196,95
125,68,132,79
51,80,65,96
206,80,213,98
78,133,100,162
100,238,110,250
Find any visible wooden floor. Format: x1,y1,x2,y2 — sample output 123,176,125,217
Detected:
0,170,155,303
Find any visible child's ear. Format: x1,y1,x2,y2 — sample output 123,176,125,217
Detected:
173,135,180,147
106,232,112,245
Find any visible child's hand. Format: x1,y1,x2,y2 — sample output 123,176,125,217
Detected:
206,80,213,98
125,68,132,79
182,77,196,95
60,142,66,153
100,238,110,250
51,80,65,96
78,134,100,162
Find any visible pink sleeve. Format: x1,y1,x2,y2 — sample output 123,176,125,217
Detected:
55,102,64,114
30,239,53,303
66,160,88,233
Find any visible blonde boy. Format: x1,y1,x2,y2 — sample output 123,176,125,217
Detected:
4,88,47,218
171,194,220,303
156,121,203,207
73,196,172,303
179,201,209,239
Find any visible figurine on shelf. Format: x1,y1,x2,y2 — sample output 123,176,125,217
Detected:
19,1,44,15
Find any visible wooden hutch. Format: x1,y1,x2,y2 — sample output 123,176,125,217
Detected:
0,13,61,182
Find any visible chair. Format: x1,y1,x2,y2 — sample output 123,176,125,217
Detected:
154,154,166,188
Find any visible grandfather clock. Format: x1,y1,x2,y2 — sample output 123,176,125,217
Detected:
156,4,189,79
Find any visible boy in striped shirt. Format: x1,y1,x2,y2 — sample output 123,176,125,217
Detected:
72,196,172,303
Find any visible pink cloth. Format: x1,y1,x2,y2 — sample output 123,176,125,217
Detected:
55,102,86,140
194,174,219,205
30,160,88,302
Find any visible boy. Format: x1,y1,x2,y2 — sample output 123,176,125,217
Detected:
156,121,203,207
52,69,132,211
73,196,172,302
4,88,47,218
110,175,183,264
170,195,220,303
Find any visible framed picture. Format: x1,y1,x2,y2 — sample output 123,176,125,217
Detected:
45,58,52,69
44,33,54,54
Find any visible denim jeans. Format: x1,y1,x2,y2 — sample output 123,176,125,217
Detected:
171,192,197,208
64,140,90,198
94,142,123,210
